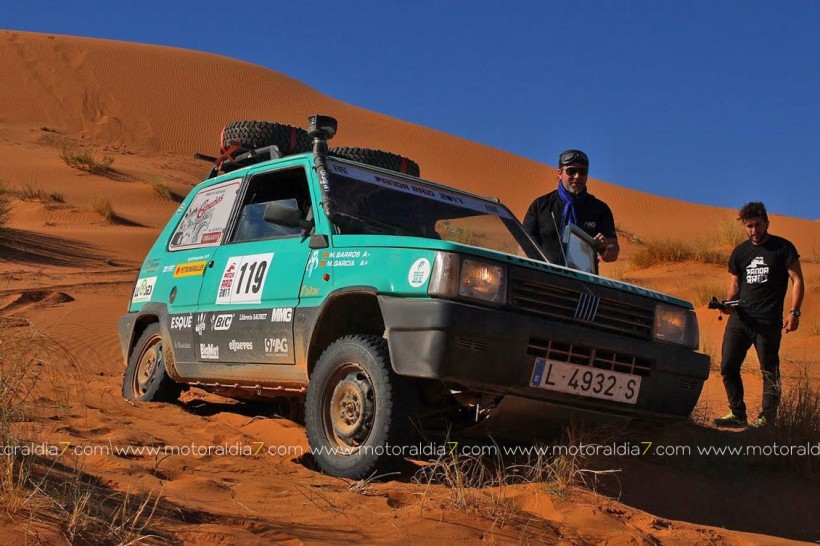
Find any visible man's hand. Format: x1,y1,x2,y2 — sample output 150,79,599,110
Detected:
783,313,800,333
593,233,607,253
594,233,619,262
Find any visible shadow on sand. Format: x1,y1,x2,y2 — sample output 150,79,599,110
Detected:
593,420,819,542
0,228,104,267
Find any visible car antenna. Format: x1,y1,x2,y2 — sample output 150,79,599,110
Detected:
551,211,569,266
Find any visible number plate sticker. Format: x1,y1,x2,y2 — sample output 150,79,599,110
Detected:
530,358,641,405
216,253,274,305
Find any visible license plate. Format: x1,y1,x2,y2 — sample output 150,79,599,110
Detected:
530,358,641,405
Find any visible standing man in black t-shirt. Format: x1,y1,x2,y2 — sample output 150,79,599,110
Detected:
713,202,804,429
523,149,619,267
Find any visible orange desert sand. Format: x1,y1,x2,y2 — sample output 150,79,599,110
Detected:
0,30,818,544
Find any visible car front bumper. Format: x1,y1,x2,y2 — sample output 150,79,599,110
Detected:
379,296,710,418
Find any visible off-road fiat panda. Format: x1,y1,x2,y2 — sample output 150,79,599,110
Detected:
118,115,710,478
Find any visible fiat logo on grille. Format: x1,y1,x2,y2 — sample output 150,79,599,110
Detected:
574,293,600,321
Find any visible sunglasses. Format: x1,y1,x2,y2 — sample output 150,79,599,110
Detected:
563,167,588,177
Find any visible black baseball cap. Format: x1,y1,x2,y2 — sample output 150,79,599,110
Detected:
559,149,589,167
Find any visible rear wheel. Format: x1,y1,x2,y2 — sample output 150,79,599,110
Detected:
329,147,420,177
222,120,312,155
305,335,415,479
122,323,181,402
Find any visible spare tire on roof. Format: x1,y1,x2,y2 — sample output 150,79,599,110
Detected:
329,147,420,177
222,120,312,156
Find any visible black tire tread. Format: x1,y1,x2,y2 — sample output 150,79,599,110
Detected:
329,147,421,177
222,120,311,155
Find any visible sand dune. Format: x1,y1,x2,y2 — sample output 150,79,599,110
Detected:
1,30,818,544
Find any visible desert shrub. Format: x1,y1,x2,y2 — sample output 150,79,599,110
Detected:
693,281,727,308
60,147,114,175
150,179,173,200
91,195,114,221
691,239,728,265
774,367,820,476
717,218,746,247
698,330,719,369
17,184,64,204
631,239,695,268
615,224,643,244
0,320,162,541
631,238,727,268
19,184,49,201
412,422,610,527
0,180,9,227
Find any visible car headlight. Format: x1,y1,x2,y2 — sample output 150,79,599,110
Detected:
460,259,506,304
654,304,699,349
429,252,507,305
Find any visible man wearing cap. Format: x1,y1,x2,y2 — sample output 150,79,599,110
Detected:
523,149,619,267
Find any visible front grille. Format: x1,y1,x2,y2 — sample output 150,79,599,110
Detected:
508,276,654,339
679,379,700,391
527,337,653,377
456,337,488,352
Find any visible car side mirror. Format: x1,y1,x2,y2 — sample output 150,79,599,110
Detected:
264,201,313,230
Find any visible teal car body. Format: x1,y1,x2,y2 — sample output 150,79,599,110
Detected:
118,117,710,477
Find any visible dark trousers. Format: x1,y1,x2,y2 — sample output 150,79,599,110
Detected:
720,315,782,420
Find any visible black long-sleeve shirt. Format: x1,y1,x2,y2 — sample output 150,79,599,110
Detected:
522,189,616,265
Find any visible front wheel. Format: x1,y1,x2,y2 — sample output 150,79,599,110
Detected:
122,323,182,402
305,335,415,479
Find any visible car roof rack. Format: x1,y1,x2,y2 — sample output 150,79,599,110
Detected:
195,144,287,179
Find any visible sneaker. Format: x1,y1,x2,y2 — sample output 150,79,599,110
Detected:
750,415,770,428
713,412,747,428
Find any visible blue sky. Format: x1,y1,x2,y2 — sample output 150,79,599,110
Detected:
5,1,820,220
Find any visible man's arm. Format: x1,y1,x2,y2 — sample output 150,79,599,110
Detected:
596,203,620,262
723,274,740,315
783,259,804,333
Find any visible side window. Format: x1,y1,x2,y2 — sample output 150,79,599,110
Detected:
232,167,311,243
169,178,241,251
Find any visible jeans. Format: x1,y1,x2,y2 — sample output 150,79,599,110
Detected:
720,315,782,420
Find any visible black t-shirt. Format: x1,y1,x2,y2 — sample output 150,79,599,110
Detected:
522,189,617,264
728,235,799,325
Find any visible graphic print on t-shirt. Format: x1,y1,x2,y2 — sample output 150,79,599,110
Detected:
745,256,769,284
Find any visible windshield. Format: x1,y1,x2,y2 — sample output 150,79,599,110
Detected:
327,161,543,260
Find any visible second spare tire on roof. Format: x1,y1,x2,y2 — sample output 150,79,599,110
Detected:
222,120,312,155
330,147,420,177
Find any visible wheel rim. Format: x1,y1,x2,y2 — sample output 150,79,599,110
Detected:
322,362,375,454
132,335,162,398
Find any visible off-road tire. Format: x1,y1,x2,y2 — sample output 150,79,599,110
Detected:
329,147,420,177
305,335,416,479
122,323,182,402
222,120,312,155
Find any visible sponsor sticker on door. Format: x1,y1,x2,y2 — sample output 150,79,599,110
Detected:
173,260,207,277
132,277,157,303
408,258,431,288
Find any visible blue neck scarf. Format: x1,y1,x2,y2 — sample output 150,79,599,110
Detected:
557,181,588,233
